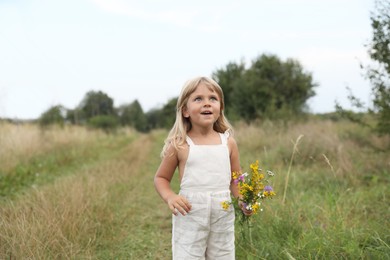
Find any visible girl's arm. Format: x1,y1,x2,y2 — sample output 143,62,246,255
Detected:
154,145,191,216
228,136,253,216
228,136,241,199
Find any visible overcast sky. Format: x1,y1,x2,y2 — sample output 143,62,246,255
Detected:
0,0,374,119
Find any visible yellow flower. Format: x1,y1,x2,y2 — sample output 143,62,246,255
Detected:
253,183,264,195
250,160,259,173
221,201,230,210
240,183,253,193
263,191,276,197
252,203,260,214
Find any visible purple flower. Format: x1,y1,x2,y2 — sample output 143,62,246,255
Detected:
234,174,245,184
264,185,273,192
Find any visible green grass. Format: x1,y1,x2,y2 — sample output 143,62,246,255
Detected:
234,176,389,259
0,132,134,198
0,120,389,259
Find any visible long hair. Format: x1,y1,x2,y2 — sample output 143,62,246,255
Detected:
161,76,233,157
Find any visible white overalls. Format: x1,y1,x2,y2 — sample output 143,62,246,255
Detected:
172,132,235,260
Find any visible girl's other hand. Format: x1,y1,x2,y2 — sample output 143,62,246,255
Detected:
167,194,192,216
239,201,253,216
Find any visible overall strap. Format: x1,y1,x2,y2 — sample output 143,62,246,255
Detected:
220,132,229,145
186,136,195,146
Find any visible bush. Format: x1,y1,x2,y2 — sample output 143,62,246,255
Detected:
88,115,119,133
39,105,66,127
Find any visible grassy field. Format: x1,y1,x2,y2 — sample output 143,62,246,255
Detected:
0,120,389,259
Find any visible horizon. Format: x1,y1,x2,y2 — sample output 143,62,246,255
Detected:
0,0,374,120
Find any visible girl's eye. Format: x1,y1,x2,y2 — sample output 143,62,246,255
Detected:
194,97,202,101
210,97,218,101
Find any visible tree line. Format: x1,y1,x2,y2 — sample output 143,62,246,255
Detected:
39,53,317,132
40,0,390,136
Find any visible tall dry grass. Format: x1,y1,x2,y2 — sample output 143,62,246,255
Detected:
0,122,106,172
235,119,389,183
0,130,157,259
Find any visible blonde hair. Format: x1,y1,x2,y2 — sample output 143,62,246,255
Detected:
161,76,233,157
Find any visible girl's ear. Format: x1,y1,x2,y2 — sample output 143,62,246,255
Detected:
183,107,190,118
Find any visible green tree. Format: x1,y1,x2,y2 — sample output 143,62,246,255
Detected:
78,90,115,120
145,98,177,130
39,105,66,127
159,97,177,129
65,108,85,125
366,0,390,134
212,60,245,117
336,0,390,135
118,100,147,132
145,108,163,130
213,54,317,121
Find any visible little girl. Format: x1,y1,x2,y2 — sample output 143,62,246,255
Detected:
154,76,251,259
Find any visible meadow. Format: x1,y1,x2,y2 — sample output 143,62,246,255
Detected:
0,119,389,259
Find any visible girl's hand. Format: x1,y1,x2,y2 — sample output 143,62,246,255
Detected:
239,200,253,216
167,194,192,216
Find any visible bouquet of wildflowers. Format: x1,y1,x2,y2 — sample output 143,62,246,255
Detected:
222,160,276,224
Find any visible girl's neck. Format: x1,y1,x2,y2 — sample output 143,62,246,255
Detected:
188,124,215,136
187,128,220,145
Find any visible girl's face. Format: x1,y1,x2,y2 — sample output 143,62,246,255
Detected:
183,83,221,129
